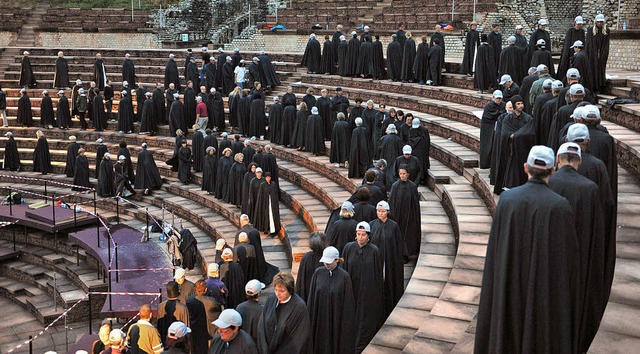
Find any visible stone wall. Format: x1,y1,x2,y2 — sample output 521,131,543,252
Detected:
37,32,162,49
608,33,640,70
0,31,15,46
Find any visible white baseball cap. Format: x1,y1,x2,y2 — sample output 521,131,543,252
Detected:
245,279,266,295
571,40,584,48
213,309,243,328
583,104,601,119
536,64,548,72
557,142,582,157
569,84,585,95
595,14,605,22
412,118,420,128
567,123,590,142
493,90,504,98
402,145,412,154
167,321,191,339
566,68,580,79
173,267,186,279
319,246,340,263
538,19,548,25
515,25,523,30
575,16,584,24
536,39,546,46
376,201,390,210
499,74,512,85
356,221,371,233
341,200,354,212
552,80,564,90
207,263,219,277
527,145,555,170
542,79,553,89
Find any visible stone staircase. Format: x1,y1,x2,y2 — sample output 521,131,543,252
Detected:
0,5,48,80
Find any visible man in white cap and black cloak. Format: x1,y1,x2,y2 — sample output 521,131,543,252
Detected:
586,14,610,92
164,53,181,91
558,16,586,79
135,142,163,195
348,117,372,178
19,51,36,88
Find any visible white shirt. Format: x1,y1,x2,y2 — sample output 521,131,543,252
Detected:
234,66,246,82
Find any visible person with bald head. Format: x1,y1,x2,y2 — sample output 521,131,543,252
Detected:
126,304,163,354
234,232,258,284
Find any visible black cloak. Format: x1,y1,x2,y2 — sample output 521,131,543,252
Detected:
139,98,156,134
296,250,323,302
219,260,245,309
474,179,580,354
370,217,405,317
3,136,21,171
229,91,240,128
479,100,505,168
135,87,146,121
205,61,217,92
117,147,135,184
210,91,225,132
178,145,192,183
238,95,252,135
249,97,266,138
547,101,579,151
314,96,331,140
320,39,336,75
152,87,166,125
487,31,502,77
254,180,281,234
280,105,295,147
122,58,136,89
301,37,322,74
305,113,324,155
222,62,235,95
386,39,402,81
414,42,429,83
499,44,525,85
342,241,385,353
503,117,535,189
430,32,446,69
377,134,403,177
97,159,114,196
332,31,342,63
40,94,54,127
234,242,258,284
215,155,233,200
191,130,204,172
33,136,51,173
307,266,357,354
530,48,556,77
19,56,36,88
92,94,107,131
346,35,361,76
586,25,610,92
348,126,371,178
96,144,107,168
557,27,586,80
185,295,213,354
493,111,534,193
169,100,186,137
408,125,431,182
388,179,421,256
114,161,135,197
372,38,385,79
226,161,247,206
260,153,279,185
330,120,349,164
461,29,480,74
474,43,497,90
257,53,281,87
183,87,197,129
269,102,284,144
427,44,443,85
356,40,373,77
186,61,199,88
72,154,90,190
241,171,256,215
117,94,134,133
291,109,307,149
400,37,416,82
257,293,310,353
531,92,554,145
520,73,539,113
571,50,593,90
218,139,232,159
242,146,256,168
54,57,69,88
537,96,559,146
134,149,163,190
327,217,358,253
64,141,79,177
302,94,316,114
338,40,349,77
236,298,263,344
393,155,422,186
164,59,181,91
17,95,33,126
238,223,278,285
201,153,218,194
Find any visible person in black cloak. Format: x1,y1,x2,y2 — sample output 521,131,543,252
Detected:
237,89,252,135
257,51,281,89
301,87,316,115
499,36,526,85
395,22,407,53
308,246,357,354
219,248,246,309
97,153,114,196
183,81,197,130
236,279,266,345
531,79,555,141
362,100,378,151
166,82,177,120
191,124,204,172
487,24,502,78
377,124,403,176
178,140,192,184
185,282,213,354
474,145,580,354
348,99,364,133
414,36,429,85
548,84,586,151
139,92,157,134
215,147,233,200
301,33,322,74
241,140,256,168
332,24,344,63
268,97,284,144
115,155,136,197
186,57,199,89
558,16,586,80
234,233,258,284
493,95,535,194
529,18,551,57
152,83,166,126
514,25,530,70
115,141,134,184
257,272,310,353
349,118,372,178
157,282,191,346
489,101,512,184
337,35,349,77
241,163,258,214
222,57,235,96
305,107,325,156
373,104,389,151
327,201,358,253
388,165,421,257
135,143,163,195
249,82,266,140
226,153,247,206
430,25,446,69
370,200,404,318
93,53,107,91
372,35,385,80
17,88,33,127
352,188,377,222
122,53,136,90
519,67,539,114
205,57,218,93
342,221,385,353
355,170,387,206
480,91,506,168
201,146,218,195
281,86,296,109
206,87,224,132
427,37,444,86
3,132,20,171
280,99,296,147
291,102,308,150
393,144,422,185
40,90,54,128
95,138,107,169
117,90,134,133
408,118,431,183
224,86,238,129
20,51,37,88
203,128,218,157
586,14,610,92
231,48,242,69
537,80,563,145
296,232,327,303
386,34,402,81
345,31,361,77
400,32,416,82
32,130,51,174
105,81,114,121
356,35,373,78
135,83,147,122
570,40,593,91
72,149,90,190
461,22,480,76
218,133,232,159
92,88,107,131
211,308,258,353
253,172,281,236
169,93,186,137
64,135,79,177
474,34,497,93
330,112,349,167
320,35,336,75
54,51,69,89
165,54,181,92
530,39,555,78
548,142,606,352
239,213,279,284
500,74,520,102
247,57,261,89
260,145,279,185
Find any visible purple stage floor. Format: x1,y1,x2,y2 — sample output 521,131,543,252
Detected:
69,224,173,318
0,203,97,233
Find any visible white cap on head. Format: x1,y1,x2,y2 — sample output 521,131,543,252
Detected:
526,145,555,170
145,91,152,97
575,16,584,24
108,329,126,343
5,132,12,137
79,88,85,93
253,57,260,62
207,262,219,276
222,248,233,258
210,87,216,93
76,79,82,84
141,142,147,147
340,35,346,41
119,155,126,161
256,167,263,173
202,47,208,51
215,238,226,250
226,56,232,61
412,118,420,128
173,92,179,98
538,18,548,25
558,142,582,158
552,80,564,90
386,124,397,134
169,53,175,58
57,89,65,95
96,138,103,143
403,145,412,154
21,88,26,93
123,80,128,86
515,25,523,30
245,279,266,295
319,246,340,263
356,221,371,233
596,14,605,22
499,74,512,85
173,267,186,279
567,123,590,142
69,135,76,141
167,321,191,339
507,36,516,44
196,96,202,101
311,106,319,115
364,26,370,30
351,31,357,35
492,90,503,98
542,79,553,89
376,200,390,210
218,47,224,52
104,153,111,159
536,39,546,46
571,107,585,120
221,132,228,138
566,68,580,79
121,90,127,96
355,117,363,126
42,89,49,95
213,309,242,328
76,350,89,354
569,83,585,95
536,64,548,72
583,104,601,119
23,51,29,55
571,40,584,48
310,33,316,38
341,200,354,212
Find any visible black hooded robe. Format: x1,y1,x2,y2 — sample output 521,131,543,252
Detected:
211,91,225,132
117,147,135,184
474,43,497,91
372,38,385,79
93,59,107,90
185,295,212,354
474,179,580,354
316,96,332,140
346,36,360,76
414,42,429,84
348,126,371,178
215,155,233,200
388,179,421,256
234,242,258,284
291,109,307,149
320,39,336,75
122,58,136,89
257,53,281,87
17,95,33,127
370,217,405,317
330,120,349,164
400,37,416,82
408,125,431,183
169,100,186,137
269,102,284,144
493,112,534,193
427,44,443,86
257,293,310,354
178,145,192,183
72,154,90,190
64,141,79,177
558,27,586,80
499,45,525,85
117,94,134,133
219,260,245,309
191,130,204,172
152,87,166,125
40,94,54,128
296,249,323,303
301,37,322,74
253,180,281,234
33,136,51,174
92,94,107,131
479,100,505,168
54,57,69,88
280,105,295,147
201,153,218,194
586,26,610,92
226,162,247,206
164,59,181,91
504,116,535,189
134,149,163,191
19,56,36,88
238,95,252,135
461,29,480,74
222,63,235,96
3,137,21,171
338,41,349,77
97,159,114,197
183,87,197,129
249,96,266,138
139,98,156,134
356,40,373,77
305,113,325,155
386,39,402,81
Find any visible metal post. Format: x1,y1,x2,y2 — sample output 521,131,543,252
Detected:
88,293,92,334
115,243,119,283
8,187,12,216
131,0,134,22
96,213,100,248
93,190,97,215
74,203,77,227
76,245,80,266
116,197,120,223
108,267,113,311
13,228,16,251
28,335,32,354
159,287,162,303
54,272,57,311
44,181,47,200
65,313,68,353
52,194,56,226
473,0,476,22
